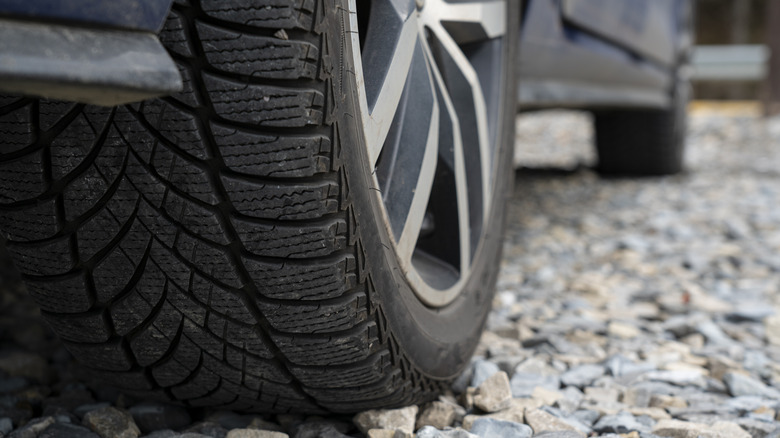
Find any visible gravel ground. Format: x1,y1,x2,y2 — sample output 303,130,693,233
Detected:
2,108,780,438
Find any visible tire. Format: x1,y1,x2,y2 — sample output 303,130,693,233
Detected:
0,0,518,413
593,71,689,176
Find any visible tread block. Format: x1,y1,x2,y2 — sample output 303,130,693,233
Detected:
141,101,208,160
38,100,77,132
109,263,166,335
212,122,330,178
66,340,134,372
175,233,242,288
130,301,184,366
200,0,316,31
222,175,339,220
75,207,123,261
42,311,111,343
50,114,95,180
190,273,254,324
163,191,229,245
126,154,167,209
112,107,158,163
63,165,110,221
272,322,379,366
290,351,392,389
151,332,201,387
160,10,194,58
89,369,155,391
257,292,367,334
233,216,347,258
204,73,323,128
150,241,192,292
167,280,208,326
243,254,356,300
0,104,33,154
137,198,179,248
151,147,217,205
224,347,290,383
7,237,73,276
0,149,45,203
24,273,91,313
305,370,404,404
197,21,319,80
0,199,59,241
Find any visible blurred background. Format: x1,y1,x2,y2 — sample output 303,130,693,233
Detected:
694,0,780,113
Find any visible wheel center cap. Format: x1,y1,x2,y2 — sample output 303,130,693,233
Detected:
415,0,425,10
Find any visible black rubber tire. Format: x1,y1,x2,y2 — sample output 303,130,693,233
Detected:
593,73,689,176
0,0,518,412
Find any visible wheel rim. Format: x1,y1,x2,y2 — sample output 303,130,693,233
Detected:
349,0,508,307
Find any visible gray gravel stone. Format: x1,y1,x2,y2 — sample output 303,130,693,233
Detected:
128,403,191,434
723,372,780,399
7,416,54,438
353,406,418,435
415,426,477,438
37,423,100,438
560,364,605,388
470,360,500,388
0,417,11,436
82,407,140,438
469,418,532,438
593,412,650,435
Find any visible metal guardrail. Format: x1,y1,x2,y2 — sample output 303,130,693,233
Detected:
691,44,770,81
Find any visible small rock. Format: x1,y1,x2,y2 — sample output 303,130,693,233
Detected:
524,409,585,437
710,421,751,438
652,419,716,438
0,417,12,435
141,430,178,438
183,421,228,438
7,416,55,438
765,316,780,346
644,370,706,387
469,418,532,438
470,360,500,388
292,420,350,438
128,402,191,433
627,407,671,421
532,386,566,405
38,423,101,438
226,430,289,438
416,401,457,430
353,406,418,435
593,412,649,434
367,429,411,438
473,372,512,413
510,373,560,397
735,418,778,438
560,364,605,388
415,426,477,438
461,398,533,430
649,394,687,409
82,406,140,438
724,372,780,399
532,432,587,438
608,321,641,339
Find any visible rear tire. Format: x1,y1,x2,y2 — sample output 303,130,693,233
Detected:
593,72,689,176
0,0,517,412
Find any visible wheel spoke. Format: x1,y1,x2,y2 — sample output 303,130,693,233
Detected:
421,0,506,43
419,36,471,275
427,22,492,228
361,1,420,167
